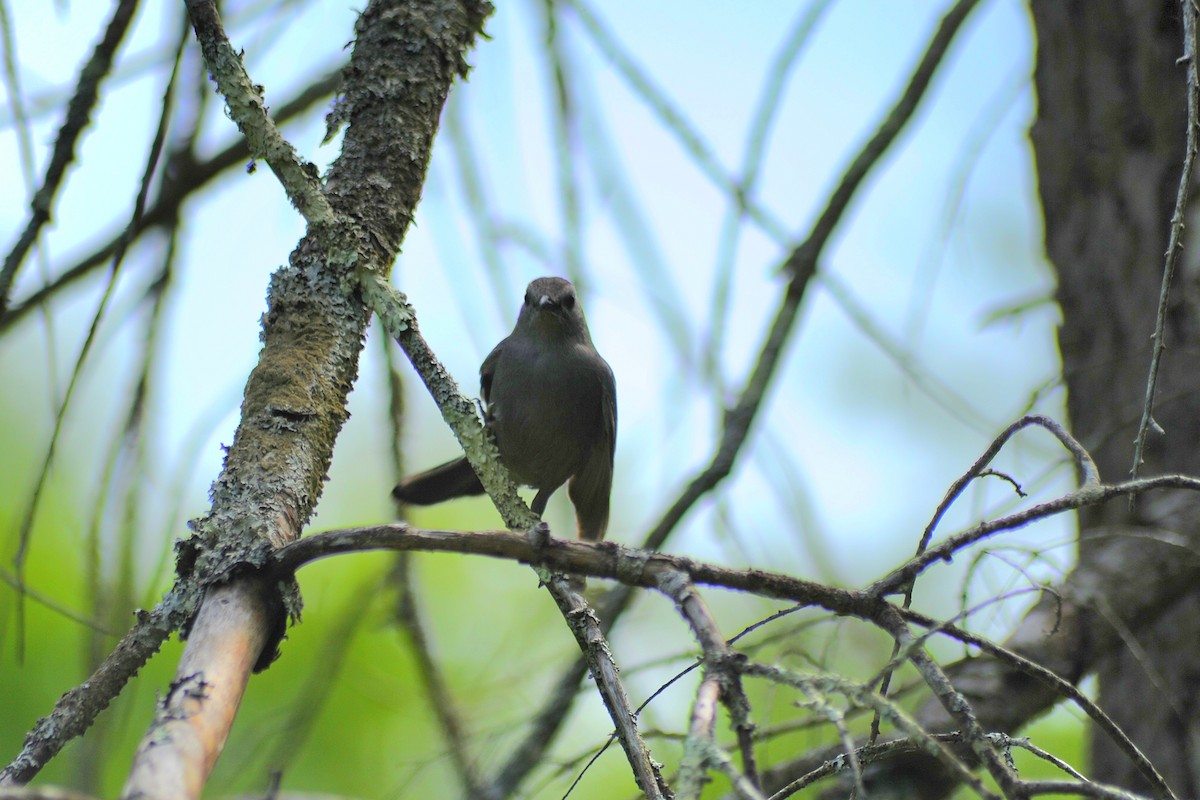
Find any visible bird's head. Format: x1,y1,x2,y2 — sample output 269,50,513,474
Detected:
518,277,591,341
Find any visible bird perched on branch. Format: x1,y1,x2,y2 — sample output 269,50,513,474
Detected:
393,276,617,541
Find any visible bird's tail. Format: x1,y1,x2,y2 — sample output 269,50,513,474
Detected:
392,457,485,505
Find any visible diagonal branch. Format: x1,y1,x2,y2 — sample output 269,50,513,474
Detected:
782,0,982,277
183,0,333,225
0,590,189,785
363,275,667,798
657,570,759,794
0,70,341,334
112,1,493,796
0,0,140,315
543,574,670,799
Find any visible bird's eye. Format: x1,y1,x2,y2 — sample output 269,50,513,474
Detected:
524,291,533,306
562,293,576,310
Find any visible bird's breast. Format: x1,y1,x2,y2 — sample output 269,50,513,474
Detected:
487,342,604,489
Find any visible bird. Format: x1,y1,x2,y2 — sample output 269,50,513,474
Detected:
393,276,616,541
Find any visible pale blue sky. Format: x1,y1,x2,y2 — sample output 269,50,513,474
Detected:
0,0,1070,614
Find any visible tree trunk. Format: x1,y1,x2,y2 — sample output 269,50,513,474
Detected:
1030,0,1200,793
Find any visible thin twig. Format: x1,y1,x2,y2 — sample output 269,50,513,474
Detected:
742,662,999,800
1003,735,1088,782
543,575,669,799
656,570,759,791
920,414,1098,557
902,609,1177,800
871,413,1096,740
868,472,1200,597
0,593,186,785
885,623,1021,798
0,0,140,315
765,732,967,799
183,0,333,225
1130,0,1200,482
1022,780,1154,800
0,70,341,334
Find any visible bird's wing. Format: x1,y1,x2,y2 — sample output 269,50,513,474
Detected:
599,356,617,460
479,338,506,409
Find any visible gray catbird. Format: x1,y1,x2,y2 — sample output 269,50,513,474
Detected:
393,277,617,540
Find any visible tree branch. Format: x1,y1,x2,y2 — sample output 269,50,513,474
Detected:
0,0,140,315
0,591,189,785
183,0,333,225
1131,0,1200,481
114,0,493,795
0,70,341,334
480,3,988,790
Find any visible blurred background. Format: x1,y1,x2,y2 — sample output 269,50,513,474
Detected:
0,0,1080,796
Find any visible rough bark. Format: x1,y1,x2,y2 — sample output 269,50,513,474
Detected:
1030,0,1200,794
772,4,1200,798
119,0,493,795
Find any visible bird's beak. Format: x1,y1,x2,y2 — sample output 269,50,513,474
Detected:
537,294,553,308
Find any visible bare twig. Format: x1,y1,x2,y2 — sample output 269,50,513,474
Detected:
873,414,1096,740
0,593,186,785
550,576,670,799
656,570,758,792
902,608,1177,800
920,415,1098,558
885,622,1021,798
0,0,139,315
1022,780,1154,800
1131,0,1200,481
868,472,1200,597
742,662,998,800
1003,735,1088,782
183,0,333,225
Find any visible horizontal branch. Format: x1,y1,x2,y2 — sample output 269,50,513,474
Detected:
275,524,878,617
